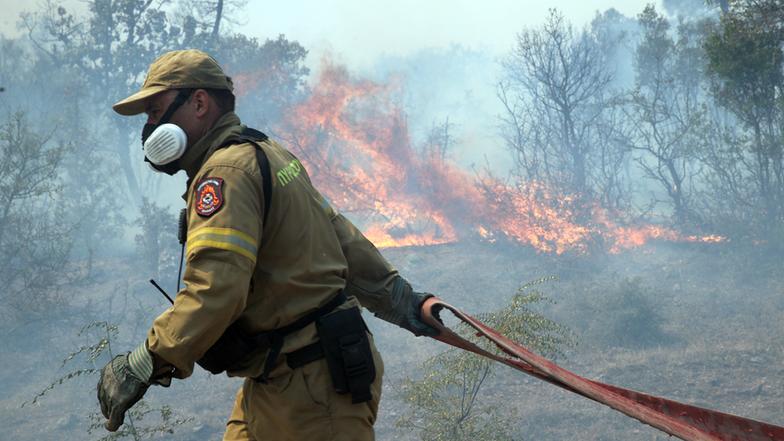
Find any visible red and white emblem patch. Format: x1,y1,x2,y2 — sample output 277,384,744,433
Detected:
194,177,224,217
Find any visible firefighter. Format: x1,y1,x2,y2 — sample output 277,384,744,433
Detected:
97,49,437,441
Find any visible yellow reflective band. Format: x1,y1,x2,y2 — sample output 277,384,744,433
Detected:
186,227,258,263
187,240,257,263
189,227,256,245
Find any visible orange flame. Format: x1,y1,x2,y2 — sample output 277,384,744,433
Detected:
271,61,722,253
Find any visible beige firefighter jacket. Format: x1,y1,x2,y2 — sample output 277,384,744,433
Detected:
146,112,398,379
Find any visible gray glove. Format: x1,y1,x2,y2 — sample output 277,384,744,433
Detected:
97,344,152,431
373,276,439,337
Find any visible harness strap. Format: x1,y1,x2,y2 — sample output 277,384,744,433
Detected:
216,127,272,226
254,147,272,227
254,291,348,383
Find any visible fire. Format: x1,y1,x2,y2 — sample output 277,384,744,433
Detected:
268,60,722,253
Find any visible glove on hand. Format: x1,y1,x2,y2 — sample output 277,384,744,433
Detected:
373,276,439,337
97,344,152,431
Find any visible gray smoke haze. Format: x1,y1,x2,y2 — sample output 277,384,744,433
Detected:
1,1,783,440
663,0,711,15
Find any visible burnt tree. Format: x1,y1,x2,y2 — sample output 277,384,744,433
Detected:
625,6,707,226
499,9,627,212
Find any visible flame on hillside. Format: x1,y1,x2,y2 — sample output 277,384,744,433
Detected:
270,61,723,253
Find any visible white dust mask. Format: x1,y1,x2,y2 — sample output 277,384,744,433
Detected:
143,123,188,167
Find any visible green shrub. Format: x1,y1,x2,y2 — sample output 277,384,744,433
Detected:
397,277,575,441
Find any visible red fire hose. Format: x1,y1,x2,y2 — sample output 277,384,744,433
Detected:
421,297,784,441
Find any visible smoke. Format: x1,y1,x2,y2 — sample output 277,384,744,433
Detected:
2,3,782,441
590,8,640,90
662,0,715,17
367,45,509,173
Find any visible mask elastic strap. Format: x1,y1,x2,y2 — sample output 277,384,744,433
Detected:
158,89,192,125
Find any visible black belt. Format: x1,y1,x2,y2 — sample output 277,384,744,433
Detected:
254,291,346,383
286,341,326,369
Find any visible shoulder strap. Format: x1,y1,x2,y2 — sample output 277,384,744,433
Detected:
254,146,272,228
217,127,272,226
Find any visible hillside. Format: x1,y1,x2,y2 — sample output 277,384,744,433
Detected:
1,239,782,440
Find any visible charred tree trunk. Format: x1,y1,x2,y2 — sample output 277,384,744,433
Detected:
211,0,224,45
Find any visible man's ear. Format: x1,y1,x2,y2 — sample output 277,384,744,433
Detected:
192,89,210,118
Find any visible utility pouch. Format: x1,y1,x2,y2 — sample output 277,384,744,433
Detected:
197,323,269,375
316,306,375,404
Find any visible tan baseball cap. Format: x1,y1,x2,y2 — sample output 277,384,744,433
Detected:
112,49,234,116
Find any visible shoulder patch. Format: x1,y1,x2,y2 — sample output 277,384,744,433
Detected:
194,177,224,217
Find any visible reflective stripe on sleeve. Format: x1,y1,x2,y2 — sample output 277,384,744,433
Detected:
186,227,258,263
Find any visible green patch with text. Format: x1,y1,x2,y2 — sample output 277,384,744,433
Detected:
277,159,302,186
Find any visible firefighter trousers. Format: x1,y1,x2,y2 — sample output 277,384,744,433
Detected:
222,342,384,441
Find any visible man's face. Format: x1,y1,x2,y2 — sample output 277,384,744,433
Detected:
144,89,209,148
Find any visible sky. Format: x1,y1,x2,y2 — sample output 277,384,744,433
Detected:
239,0,658,70
2,1,659,69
